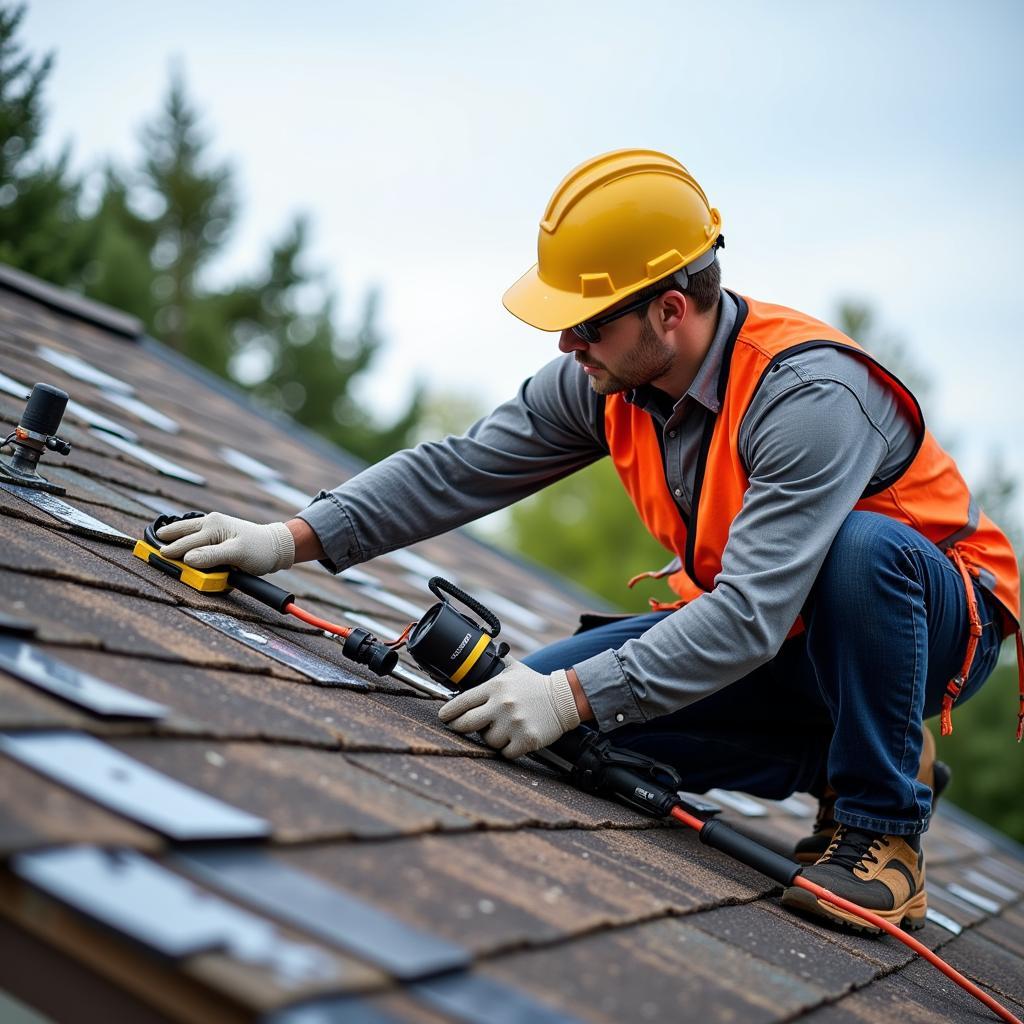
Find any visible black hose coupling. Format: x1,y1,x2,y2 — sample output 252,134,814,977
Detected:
696,818,802,887
550,729,684,819
0,382,72,494
342,627,399,677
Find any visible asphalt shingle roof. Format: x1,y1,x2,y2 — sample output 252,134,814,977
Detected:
0,262,1022,1024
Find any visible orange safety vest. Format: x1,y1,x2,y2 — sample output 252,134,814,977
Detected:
605,292,1023,738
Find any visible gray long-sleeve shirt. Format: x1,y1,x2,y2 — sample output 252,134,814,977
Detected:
298,290,918,733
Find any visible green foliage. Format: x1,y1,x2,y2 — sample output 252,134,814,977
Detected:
976,451,1024,578
0,4,91,284
0,8,422,462
937,661,1024,842
77,166,159,323
237,222,426,464
838,299,1023,577
508,458,676,612
135,69,237,358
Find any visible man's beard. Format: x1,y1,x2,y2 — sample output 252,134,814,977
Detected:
581,317,676,395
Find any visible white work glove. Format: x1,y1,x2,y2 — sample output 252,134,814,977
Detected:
438,659,581,760
157,512,295,576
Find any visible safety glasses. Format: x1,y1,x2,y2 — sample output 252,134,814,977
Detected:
570,290,661,343
569,251,721,342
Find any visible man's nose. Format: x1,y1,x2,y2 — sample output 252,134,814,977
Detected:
559,329,588,354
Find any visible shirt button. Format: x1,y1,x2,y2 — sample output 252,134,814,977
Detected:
615,713,625,723
673,487,683,497
668,430,677,438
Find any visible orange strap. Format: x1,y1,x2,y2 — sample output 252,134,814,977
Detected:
627,565,676,589
939,549,1024,742
1016,628,1024,743
626,564,688,612
940,549,986,737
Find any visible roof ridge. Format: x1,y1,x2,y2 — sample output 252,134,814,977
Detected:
0,263,143,341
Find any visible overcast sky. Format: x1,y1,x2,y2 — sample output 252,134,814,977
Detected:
22,1,1024,518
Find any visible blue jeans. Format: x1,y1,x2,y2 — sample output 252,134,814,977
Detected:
524,511,1005,835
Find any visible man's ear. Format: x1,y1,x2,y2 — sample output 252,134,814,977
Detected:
660,290,687,330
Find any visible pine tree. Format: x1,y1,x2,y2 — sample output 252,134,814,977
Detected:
237,217,426,464
0,3,89,284
838,297,1021,567
77,165,159,323
1,16,429,464
137,68,237,360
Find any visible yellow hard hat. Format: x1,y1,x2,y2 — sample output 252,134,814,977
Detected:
503,149,723,331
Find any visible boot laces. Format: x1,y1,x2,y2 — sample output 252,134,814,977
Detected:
820,825,887,872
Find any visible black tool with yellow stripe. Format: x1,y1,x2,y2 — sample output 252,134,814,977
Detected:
407,577,510,689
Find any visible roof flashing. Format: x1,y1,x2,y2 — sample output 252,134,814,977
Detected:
0,483,132,542
0,637,169,719
0,731,271,841
13,846,339,985
187,610,371,689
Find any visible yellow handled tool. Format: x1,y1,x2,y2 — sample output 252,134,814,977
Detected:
132,512,232,593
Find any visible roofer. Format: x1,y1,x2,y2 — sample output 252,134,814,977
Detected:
157,149,1022,933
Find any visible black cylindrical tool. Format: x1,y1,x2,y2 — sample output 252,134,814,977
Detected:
406,577,509,688
1,382,72,491
21,383,69,437
547,728,686,818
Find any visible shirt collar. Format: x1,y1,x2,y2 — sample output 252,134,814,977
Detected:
628,289,737,418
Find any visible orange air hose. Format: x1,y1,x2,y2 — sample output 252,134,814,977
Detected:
276,582,1018,1023
668,806,1021,1024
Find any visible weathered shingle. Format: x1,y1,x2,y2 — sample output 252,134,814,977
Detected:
1,262,1022,1024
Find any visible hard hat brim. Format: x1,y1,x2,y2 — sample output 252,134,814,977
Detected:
502,264,633,333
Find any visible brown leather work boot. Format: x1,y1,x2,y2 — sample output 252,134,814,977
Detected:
781,825,927,933
792,727,948,864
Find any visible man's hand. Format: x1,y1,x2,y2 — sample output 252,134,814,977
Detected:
438,659,582,759
157,512,296,576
